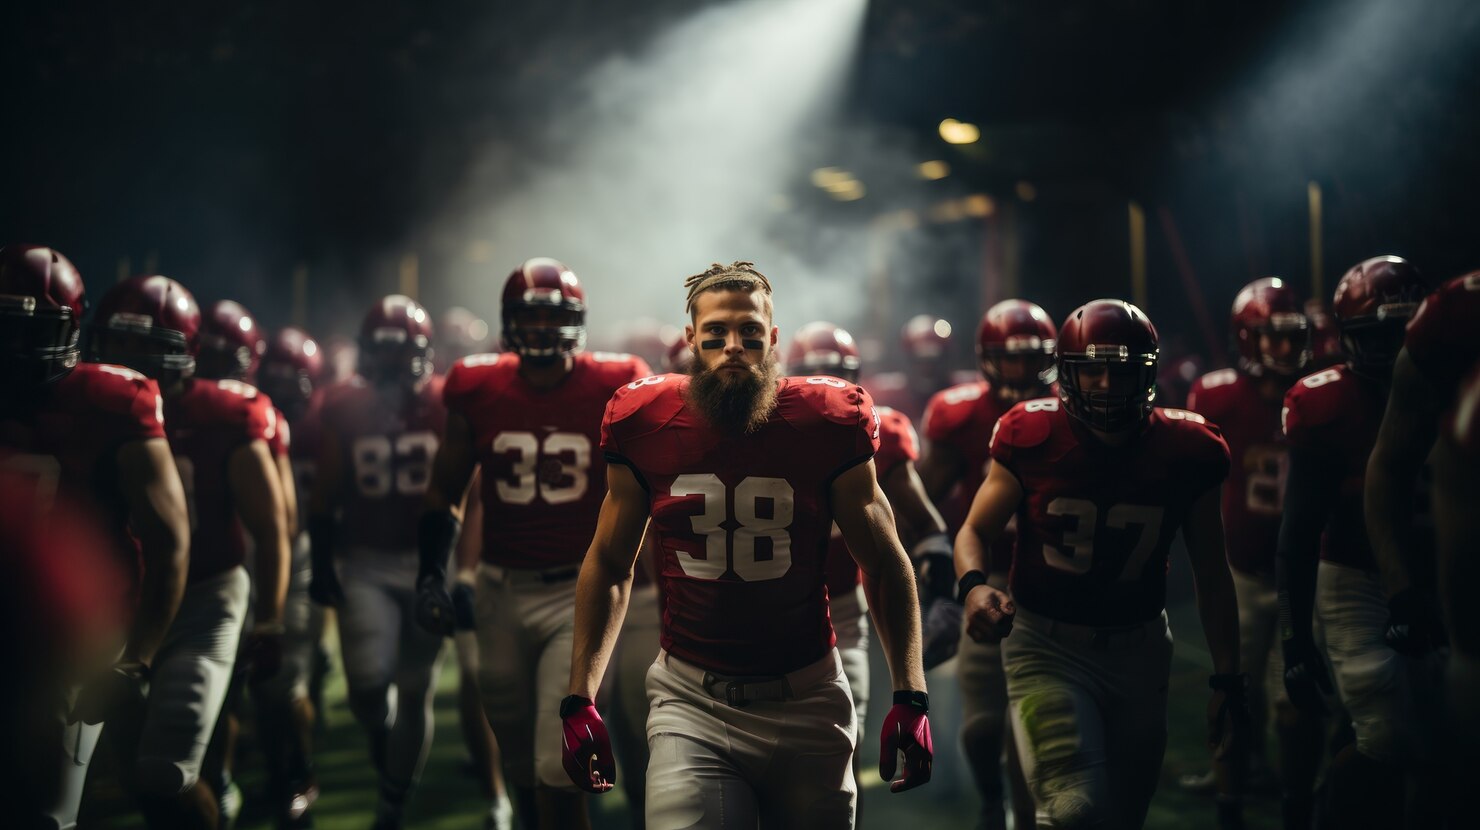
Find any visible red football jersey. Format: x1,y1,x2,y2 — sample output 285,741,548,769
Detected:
284,391,329,514
1187,368,1289,575
603,374,881,676
1406,273,1480,397
166,378,279,582
922,380,1019,572
319,376,447,552
267,406,290,458
445,351,651,569
823,405,918,599
990,399,1230,626
1281,366,1387,568
0,362,166,571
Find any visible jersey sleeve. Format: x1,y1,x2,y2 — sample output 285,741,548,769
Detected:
1186,368,1237,418
124,376,168,441
242,388,277,445
268,408,291,457
1281,370,1342,451
922,384,980,443
873,409,920,476
599,374,677,462
85,364,167,442
442,354,501,415
1164,409,1231,496
988,400,1053,474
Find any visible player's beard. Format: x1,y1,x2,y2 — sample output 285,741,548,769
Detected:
686,350,780,434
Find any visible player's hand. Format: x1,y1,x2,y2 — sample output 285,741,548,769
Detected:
1207,674,1251,762
245,624,284,684
414,577,455,637
72,660,150,725
451,574,477,632
963,584,1015,642
1281,638,1333,715
921,598,963,670
1384,588,1446,656
308,558,345,608
560,695,616,794
880,692,933,792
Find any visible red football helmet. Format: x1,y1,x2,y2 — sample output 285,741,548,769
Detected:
437,306,492,365
196,300,265,381
901,314,952,362
664,336,694,374
258,327,323,417
501,258,586,362
86,275,201,380
978,299,1056,393
1056,299,1160,432
358,294,434,387
1331,256,1430,380
1230,277,1309,378
787,322,862,383
0,245,86,386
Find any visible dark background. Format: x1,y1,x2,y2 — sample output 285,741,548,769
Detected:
5,0,1478,366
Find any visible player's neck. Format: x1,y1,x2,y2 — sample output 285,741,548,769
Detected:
518,354,575,389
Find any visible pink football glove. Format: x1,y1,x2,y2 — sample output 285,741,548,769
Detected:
560,695,616,793
880,691,933,793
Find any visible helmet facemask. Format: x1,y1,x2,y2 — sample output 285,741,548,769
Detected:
85,314,195,382
1339,302,1418,381
0,297,80,387
1242,312,1311,378
358,326,432,389
502,300,585,365
1057,343,1158,432
981,333,1056,395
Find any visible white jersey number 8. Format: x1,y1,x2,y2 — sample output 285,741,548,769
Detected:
671,474,794,581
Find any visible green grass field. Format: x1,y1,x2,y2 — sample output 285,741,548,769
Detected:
85,554,1282,828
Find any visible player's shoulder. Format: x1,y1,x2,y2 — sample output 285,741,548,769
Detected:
1150,406,1227,449
1410,272,1480,342
443,352,516,402
579,350,653,386
877,405,914,435
778,375,875,427
604,372,686,430
189,378,276,428
993,396,1066,450
64,362,161,414
1283,365,1356,431
1187,368,1247,413
924,380,988,435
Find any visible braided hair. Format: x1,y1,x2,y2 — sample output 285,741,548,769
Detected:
683,261,774,318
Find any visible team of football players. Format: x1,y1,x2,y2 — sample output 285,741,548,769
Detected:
1,243,1474,830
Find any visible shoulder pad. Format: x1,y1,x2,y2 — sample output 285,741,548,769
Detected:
992,398,1059,450
606,373,683,426
1282,367,1348,439
876,407,921,468
72,363,166,434
581,351,655,384
443,352,513,410
787,376,875,426
924,381,986,441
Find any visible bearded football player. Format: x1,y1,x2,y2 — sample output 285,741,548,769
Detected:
416,258,651,830
562,261,931,829
1,246,192,830
87,275,290,830
1182,277,1325,828
308,295,449,829
918,298,1056,830
788,319,949,824
1277,256,1434,828
956,299,1244,830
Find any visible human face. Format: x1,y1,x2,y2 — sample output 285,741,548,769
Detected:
685,289,777,378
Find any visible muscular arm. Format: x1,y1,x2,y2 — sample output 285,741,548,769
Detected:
1365,349,1442,598
955,459,1021,579
423,410,477,519
455,470,483,575
1183,486,1239,676
275,452,299,537
833,460,927,693
568,464,650,699
1275,447,1342,649
232,439,290,624
117,437,190,665
880,460,947,550
916,441,965,508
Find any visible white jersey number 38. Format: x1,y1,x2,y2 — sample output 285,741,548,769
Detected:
671,474,794,581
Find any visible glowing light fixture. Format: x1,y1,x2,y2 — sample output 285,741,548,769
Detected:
917,160,950,180
1015,181,1037,202
938,118,980,145
962,194,995,218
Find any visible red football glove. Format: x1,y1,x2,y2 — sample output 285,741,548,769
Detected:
561,695,616,794
880,691,933,793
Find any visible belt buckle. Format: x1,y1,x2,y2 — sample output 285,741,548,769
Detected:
724,681,751,708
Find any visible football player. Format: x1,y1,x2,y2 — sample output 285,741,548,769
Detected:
1183,277,1324,827
253,325,327,827
918,299,1054,830
561,261,932,828
309,295,447,829
788,319,948,823
87,275,290,829
863,314,962,422
957,299,1244,830
0,246,191,830
1277,256,1432,828
438,306,493,365
416,258,651,830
